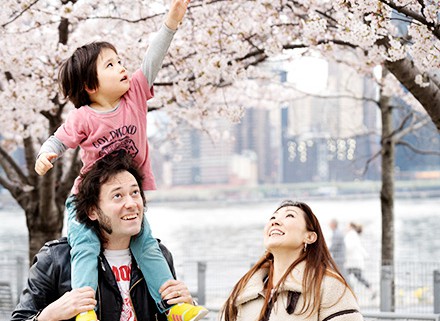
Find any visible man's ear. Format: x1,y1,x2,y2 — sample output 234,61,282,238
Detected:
88,207,99,221
305,231,318,245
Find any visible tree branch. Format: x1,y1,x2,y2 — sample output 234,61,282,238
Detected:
23,134,38,186
393,116,432,141
1,0,41,28
379,0,440,39
385,58,440,132
362,149,382,176
396,140,440,156
0,174,15,192
0,145,28,185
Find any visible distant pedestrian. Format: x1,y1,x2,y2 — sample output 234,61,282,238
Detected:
329,219,346,277
345,222,376,300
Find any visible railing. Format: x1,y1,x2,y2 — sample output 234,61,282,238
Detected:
2,256,440,320
0,256,26,310
363,312,440,320
198,308,440,321
0,281,13,321
182,260,440,313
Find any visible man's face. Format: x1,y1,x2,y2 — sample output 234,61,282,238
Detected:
89,170,144,250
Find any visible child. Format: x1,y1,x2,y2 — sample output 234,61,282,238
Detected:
35,1,208,321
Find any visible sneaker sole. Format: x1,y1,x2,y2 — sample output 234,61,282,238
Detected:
189,309,209,321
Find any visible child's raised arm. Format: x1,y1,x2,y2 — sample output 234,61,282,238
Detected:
142,0,190,87
165,0,190,30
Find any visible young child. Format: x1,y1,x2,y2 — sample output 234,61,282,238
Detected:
35,1,208,321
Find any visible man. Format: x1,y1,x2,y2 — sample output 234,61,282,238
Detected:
11,151,203,321
329,218,347,278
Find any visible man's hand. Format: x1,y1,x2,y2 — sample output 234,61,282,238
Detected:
165,0,190,30
37,287,97,321
35,152,58,175
159,279,193,305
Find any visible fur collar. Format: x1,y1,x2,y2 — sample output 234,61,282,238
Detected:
236,261,306,306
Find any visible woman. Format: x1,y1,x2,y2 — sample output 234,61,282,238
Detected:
221,200,363,321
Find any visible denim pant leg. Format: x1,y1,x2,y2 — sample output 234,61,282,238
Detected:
66,195,100,291
130,216,174,313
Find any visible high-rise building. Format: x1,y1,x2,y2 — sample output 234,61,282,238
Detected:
232,107,278,184
279,57,381,182
157,122,234,186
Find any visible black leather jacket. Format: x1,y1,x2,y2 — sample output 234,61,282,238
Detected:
11,237,176,321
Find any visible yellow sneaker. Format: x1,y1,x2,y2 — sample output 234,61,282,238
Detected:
76,310,97,321
166,303,208,321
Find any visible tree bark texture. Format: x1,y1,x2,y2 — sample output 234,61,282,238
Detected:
379,70,395,311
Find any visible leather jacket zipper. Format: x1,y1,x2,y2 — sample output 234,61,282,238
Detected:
129,277,144,321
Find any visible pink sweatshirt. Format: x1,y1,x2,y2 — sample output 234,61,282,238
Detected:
55,69,156,193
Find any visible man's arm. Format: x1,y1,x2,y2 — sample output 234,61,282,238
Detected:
35,288,96,321
11,243,60,321
11,241,95,321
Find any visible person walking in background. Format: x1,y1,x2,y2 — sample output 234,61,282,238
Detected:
345,222,376,300
329,218,346,278
33,1,208,320
221,200,363,321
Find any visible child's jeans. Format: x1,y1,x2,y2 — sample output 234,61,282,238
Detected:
66,195,174,312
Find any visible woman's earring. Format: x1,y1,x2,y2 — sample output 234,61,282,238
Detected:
303,243,307,252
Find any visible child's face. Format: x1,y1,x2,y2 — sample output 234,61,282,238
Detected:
93,48,130,103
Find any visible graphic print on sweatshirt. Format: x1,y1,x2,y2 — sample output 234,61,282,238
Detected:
91,125,139,159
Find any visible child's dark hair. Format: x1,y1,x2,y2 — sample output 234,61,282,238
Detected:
58,41,117,108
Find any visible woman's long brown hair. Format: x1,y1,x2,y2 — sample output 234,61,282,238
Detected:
221,200,352,321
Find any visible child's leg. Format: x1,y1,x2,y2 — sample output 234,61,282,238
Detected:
66,195,100,290
130,216,174,313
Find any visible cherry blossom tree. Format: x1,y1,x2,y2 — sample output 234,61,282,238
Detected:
1,0,439,262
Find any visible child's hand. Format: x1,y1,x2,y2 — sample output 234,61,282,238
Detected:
165,0,190,30
35,152,58,176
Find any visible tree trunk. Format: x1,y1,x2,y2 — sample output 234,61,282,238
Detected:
0,135,78,263
27,213,63,264
14,169,69,263
379,69,395,311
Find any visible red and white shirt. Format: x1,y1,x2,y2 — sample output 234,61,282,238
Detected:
104,249,135,321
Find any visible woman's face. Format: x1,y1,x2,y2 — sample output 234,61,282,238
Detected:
264,205,310,254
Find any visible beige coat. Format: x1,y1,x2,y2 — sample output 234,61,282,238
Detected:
232,262,363,321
